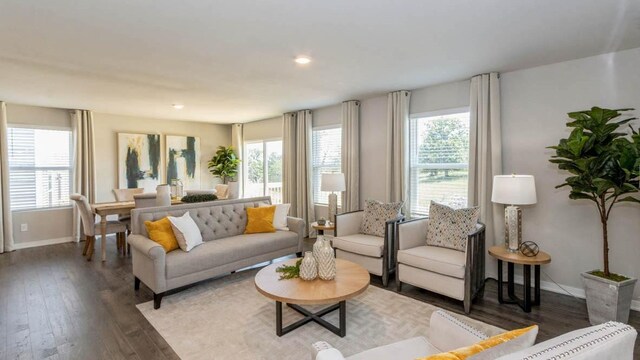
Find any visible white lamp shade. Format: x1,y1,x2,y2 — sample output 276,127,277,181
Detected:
321,173,346,192
491,175,537,205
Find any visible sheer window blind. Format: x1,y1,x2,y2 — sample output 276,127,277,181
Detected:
312,126,341,205
7,127,72,210
409,111,470,217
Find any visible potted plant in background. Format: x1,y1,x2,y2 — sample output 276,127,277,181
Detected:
208,146,241,199
549,107,639,324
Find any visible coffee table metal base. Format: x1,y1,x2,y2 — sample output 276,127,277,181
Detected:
275,301,346,337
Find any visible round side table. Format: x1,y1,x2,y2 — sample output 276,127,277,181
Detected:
488,245,551,313
311,221,335,235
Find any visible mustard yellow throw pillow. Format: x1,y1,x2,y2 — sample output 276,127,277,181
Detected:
245,205,276,234
418,325,537,360
144,217,180,253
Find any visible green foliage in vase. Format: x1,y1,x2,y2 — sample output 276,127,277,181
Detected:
180,194,218,203
548,107,640,279
208,146,241,184
275,259,302,280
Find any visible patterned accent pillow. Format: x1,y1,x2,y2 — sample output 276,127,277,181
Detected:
360,200,403,237
426,201,480,251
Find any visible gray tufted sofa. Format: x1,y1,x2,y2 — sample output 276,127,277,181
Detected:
128,196,305,309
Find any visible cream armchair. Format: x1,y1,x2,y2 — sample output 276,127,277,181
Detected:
396,218,485,313
332,211,404,287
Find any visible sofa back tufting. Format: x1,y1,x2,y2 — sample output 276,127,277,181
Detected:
131,196,271,241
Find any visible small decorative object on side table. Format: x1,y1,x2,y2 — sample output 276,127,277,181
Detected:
489,245,551,313
311,221,335,236
491,175,537,252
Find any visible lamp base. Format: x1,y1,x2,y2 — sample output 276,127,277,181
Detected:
328,193,338,224
505,205,522,253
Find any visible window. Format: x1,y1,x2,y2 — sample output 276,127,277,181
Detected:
244,140,283,203
7,127,72,211
312,126,342,205
409,109,470,217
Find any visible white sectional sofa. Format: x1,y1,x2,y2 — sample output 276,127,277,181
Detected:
312,310,637,360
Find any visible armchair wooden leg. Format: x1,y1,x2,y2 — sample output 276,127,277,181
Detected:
463,298,471,314
396,281,402,292
382,270,389,287
153,292,164,310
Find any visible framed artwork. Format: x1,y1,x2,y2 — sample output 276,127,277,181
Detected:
117,133,162,191
166,135,201,190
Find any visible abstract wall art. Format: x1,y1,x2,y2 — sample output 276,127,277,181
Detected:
118,133,162,191
166,135,201,190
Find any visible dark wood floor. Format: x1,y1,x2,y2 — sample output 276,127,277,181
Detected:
0,238,638,359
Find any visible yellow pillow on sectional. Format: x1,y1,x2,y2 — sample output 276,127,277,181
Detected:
144,217,180,252
245,205,276,234
418,325,537,360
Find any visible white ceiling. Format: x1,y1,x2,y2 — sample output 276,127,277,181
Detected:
1,0,639,124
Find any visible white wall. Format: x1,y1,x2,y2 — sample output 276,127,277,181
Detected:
6,104,74,245
501,47,640,303
92,113,231,202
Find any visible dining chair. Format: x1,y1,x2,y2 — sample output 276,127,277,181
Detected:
133,193,157,208
113,188,144,202
70,194,128,261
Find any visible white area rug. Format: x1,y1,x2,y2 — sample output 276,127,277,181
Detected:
137,269,502,360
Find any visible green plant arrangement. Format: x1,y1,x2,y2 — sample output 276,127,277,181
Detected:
275,259,302,280
548,107,639,280
207,146,241,184
180,194,218,203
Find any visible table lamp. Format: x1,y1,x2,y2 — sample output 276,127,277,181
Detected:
491,175,537,253
321,173,345,224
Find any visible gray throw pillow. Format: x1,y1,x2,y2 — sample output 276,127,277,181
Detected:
360,199,403,237
426,201,480,251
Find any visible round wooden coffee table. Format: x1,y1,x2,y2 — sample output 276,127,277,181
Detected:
255,258,369,337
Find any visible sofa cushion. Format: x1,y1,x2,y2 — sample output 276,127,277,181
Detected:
165,231,298,279
417,325,537,360
398,245,466,279
245,206,276,234
426,202,479,251
332,234,384,257
360,199,403,237
144,217,180,253
348,337,439,360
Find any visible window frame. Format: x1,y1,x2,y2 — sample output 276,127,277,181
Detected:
408,106,471,218
7,124,74,212
312,124,342,206
242,137,283,203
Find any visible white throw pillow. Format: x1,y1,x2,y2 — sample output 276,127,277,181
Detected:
259,202,290,230
168,212,203,252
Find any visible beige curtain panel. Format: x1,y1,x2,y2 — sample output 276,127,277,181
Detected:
341,100,360,212
0,102,14,253
71,109,97,242
386,90,411,211
231,123,244,197
282,110,315,237
468,73,503,250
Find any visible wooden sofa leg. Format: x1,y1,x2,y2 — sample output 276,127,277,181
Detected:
154,293,164,310
134,277,140,291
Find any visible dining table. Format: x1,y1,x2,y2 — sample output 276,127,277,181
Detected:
91,199,182,262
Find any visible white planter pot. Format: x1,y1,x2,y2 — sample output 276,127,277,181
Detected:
156,184,171,206
227,181,239,199
581,271,637,325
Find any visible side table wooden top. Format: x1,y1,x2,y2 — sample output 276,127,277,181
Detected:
489,245,551,265
254,258,369,305
311,222,336,231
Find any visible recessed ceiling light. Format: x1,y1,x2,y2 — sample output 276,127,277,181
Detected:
294,56,311,65
172,104,184,110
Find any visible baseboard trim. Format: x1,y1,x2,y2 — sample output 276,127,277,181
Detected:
13,236,75,250
506,274,640,312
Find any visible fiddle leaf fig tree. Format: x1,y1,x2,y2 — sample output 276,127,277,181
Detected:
548,107,639,280
208,146,240,184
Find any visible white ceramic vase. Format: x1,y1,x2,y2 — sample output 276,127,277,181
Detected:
317,239,336,281
299,251,317,281
156,184,171,206
312,235,325,263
